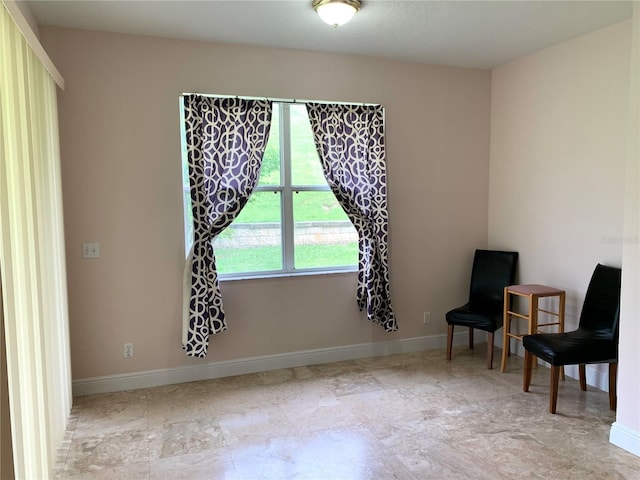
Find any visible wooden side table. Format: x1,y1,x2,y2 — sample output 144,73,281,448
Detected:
501,284,565,373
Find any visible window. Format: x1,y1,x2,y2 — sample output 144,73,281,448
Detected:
182,102,358,278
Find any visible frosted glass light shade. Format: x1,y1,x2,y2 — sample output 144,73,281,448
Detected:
313,0,361,27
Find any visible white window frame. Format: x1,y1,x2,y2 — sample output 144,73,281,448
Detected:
181,100,358,280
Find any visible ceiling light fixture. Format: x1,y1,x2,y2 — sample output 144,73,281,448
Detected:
313,0,361,27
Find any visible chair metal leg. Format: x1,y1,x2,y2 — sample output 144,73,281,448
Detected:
523,351,533,392
609,363,617,411
446,325,454,361
579,364,587,391
468,327,474,350
550,365,561,414
487,332,494,369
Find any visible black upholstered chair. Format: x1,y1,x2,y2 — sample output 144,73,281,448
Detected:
446,249,518,369
523,264,622,414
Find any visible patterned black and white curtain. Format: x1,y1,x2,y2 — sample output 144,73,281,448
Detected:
306,103,397,332
182,95,272,357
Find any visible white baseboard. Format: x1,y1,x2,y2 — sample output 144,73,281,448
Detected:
610,422,640,457
73,331,470,397
75,331,613,398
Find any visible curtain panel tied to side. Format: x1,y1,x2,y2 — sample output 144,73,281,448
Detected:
182,95,272,357
306,103,397,332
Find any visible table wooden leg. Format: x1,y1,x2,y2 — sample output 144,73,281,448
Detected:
530,295,538,369
501,302,509,372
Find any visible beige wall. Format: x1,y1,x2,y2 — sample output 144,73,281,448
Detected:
617,2,640,445
39,27,491,380
489,20,630,319
489,17,635,441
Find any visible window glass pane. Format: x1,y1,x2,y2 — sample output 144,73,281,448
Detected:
182,168,194,251
214,191,282,274
183,183,193,250
181,112,194,253
258,105,281,186
291,104,325,186
293,191,358,269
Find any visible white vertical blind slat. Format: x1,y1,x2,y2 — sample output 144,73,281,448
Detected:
0,4,72,478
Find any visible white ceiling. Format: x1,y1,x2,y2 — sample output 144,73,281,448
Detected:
25,0,633,69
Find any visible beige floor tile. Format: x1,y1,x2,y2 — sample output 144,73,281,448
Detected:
58,346,640,479
146,388,218,427
150,451,237,480
61,461,150,480
63,428,149,475
394,438,506,480
227,434,329,480
72,390,148,440
149,417,228,460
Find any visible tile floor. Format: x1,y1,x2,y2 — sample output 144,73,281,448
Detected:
54,345,640,479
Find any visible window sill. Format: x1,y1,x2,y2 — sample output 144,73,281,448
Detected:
219,267,358,282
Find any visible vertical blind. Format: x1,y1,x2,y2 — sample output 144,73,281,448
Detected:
0,3,72,478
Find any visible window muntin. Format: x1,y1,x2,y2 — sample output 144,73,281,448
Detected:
182,101,358,278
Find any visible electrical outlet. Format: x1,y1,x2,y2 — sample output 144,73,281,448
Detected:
123,342,134,358
82,243,100,258
423,312,431,325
